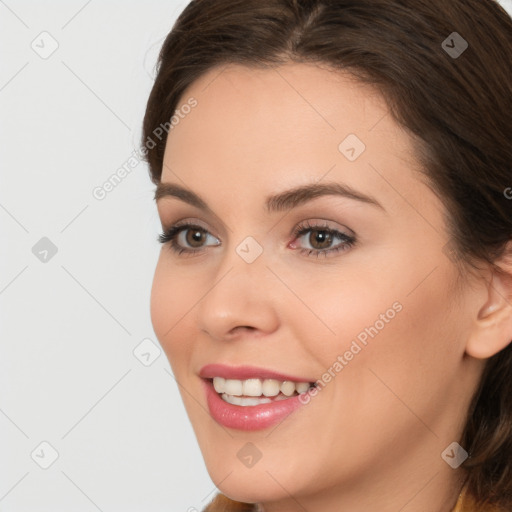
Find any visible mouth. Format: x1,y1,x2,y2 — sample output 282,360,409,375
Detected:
199,363,319,429
207,377,318,407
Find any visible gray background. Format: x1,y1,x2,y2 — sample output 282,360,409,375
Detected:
1,1,511,511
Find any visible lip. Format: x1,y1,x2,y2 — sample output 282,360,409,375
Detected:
201,378,311,431
199,363,316,383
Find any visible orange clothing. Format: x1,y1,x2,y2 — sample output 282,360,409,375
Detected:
203,493,257,511
450,485,505,512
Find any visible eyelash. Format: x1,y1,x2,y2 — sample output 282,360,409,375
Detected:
157,220,356,259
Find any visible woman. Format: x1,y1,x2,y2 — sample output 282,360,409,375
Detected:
142,0,512,510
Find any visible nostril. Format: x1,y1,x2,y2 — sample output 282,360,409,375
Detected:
229,326,256,336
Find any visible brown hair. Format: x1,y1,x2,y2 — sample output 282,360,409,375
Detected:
141,0,512,509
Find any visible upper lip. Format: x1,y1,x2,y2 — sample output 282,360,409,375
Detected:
199,363,316,383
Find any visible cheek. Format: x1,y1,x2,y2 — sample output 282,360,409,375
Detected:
290,257,461,421
282,273,459,479
149,256,197,366
281,265,404,368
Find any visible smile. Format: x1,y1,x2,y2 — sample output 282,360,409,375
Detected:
212,377,315,406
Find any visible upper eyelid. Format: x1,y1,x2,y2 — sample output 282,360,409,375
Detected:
157,205,233,236
167,219,352,243
160,214,227,239
166,218,215,235
166,217,348,231
293,218,355,235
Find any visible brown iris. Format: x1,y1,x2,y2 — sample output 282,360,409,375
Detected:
186,228,207,248
308,229,333,249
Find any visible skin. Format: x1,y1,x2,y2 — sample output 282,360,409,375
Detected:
150,62,512,512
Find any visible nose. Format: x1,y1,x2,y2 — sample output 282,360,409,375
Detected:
195,253,280,342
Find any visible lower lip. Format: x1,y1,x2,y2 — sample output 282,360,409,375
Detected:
202,379,309,431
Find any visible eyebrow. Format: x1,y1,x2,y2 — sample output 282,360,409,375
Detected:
154,181,385,213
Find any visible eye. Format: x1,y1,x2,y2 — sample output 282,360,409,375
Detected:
157,219,356,259
157,222,220,256
290,220,356,258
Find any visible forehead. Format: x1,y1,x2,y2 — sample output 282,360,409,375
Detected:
161,62,424,210
169,62,389,144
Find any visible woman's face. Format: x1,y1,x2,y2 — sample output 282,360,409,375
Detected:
150,63,483,508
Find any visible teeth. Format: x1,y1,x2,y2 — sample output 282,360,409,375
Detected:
262,379,281,397
243,378,263,397
213,377,225,393
224,379,243,396
280,381,296,396
212,376,313,397
295,382,310,393
221,393,273,406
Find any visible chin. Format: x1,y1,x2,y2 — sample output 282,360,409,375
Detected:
203,454,313,505
214,480,283,506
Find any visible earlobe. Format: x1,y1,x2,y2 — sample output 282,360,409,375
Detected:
465,257,512,359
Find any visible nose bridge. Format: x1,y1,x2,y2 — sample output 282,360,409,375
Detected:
215,218,270,284
195,234,279,340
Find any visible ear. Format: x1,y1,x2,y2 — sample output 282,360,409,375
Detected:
465,242,512,359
